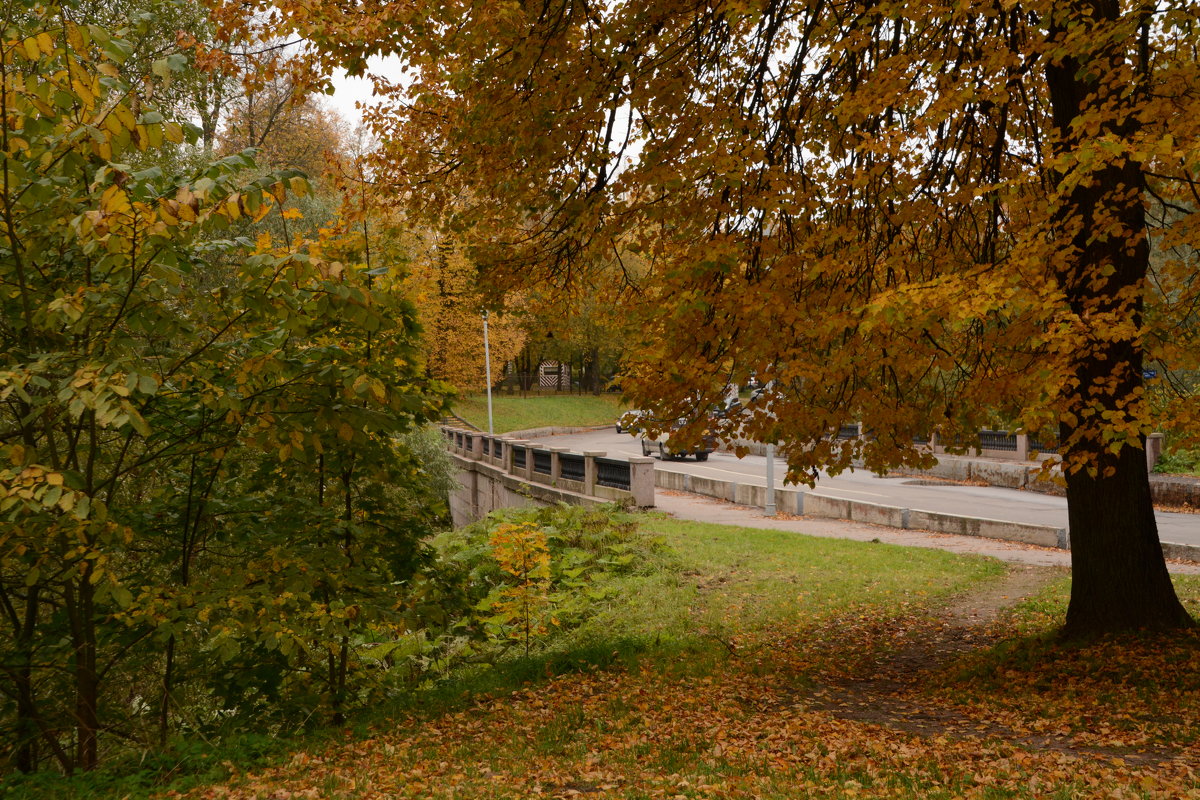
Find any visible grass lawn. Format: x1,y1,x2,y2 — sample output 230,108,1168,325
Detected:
27,516,1200,799
452,392,624,432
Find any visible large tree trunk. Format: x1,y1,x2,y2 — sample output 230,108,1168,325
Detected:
1062,443,1190,634
1047,1,1192,636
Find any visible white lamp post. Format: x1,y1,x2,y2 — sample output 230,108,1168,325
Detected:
765,442,776,516
483,310,494,435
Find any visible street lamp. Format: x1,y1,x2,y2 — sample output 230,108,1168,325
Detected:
483,310,494,435
765,442,776,516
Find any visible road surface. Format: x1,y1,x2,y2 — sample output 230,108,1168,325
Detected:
521,428,1200,549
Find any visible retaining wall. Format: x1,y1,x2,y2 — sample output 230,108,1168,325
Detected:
653,468,1069,552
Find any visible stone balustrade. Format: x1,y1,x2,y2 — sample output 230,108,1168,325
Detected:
441,426,655,525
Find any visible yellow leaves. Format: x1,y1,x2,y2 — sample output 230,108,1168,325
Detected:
351,374,387,404
64,20,85,54
70,76,96,110
136,121,163,150
315,259,344,280
105,102,137,136
223,194,242,220
174,187,199,222
99,184,130,215
269,177,310,205
158,199,179,226
484,522,553,653
16,32,54,62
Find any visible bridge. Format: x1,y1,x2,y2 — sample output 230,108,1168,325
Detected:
442,426,655,528
443,424,1200,563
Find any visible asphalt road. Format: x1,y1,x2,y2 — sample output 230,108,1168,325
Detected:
522,428,1200,548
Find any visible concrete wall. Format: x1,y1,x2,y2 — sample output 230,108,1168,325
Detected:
442,426,1198,561
448,453,613,528
652,467,1068,551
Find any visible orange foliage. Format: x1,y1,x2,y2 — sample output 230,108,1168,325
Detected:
214,0,1200,632
218,94,349,184
402,232,526,393
160,604,1200,798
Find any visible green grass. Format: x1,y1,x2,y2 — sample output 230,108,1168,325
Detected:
385,513,1006,718
452,393,624,432
574,515,1004,647
0,516,1038,799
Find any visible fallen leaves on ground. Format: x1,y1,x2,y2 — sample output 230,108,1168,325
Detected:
162,593,1200,799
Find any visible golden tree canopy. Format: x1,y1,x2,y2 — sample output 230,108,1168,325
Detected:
221,0,1200,632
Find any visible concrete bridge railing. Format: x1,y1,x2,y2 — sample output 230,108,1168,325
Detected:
442,426,655,526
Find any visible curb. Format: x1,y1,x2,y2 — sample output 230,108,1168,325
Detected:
502,425,614,438
654,467,1197,562
1162,541,1200,563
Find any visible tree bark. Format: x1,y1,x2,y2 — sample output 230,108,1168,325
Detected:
14,586,39,773
66,571,100,769
1062,443,1190,634
1046,1,1192,636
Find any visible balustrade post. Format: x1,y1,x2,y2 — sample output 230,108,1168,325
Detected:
583,451,605,496
549,446,570,483
502,438,519,474
469,433,483,460
628,456,656,507
1015,433,1030,461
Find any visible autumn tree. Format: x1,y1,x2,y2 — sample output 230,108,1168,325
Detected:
510,281,633,395
218,92,348,183
397,228,527,393
226,1,1200,635
0,6,451,772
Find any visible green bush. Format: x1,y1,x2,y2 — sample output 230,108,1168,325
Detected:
392,505,670,680
1154,447,1200,475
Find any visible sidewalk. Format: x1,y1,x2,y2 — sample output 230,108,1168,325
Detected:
650,489,1200,575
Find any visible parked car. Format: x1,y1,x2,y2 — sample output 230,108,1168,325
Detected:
640,419,716,461
616,409,647,434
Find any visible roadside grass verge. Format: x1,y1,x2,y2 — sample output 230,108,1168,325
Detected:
451,393,622,432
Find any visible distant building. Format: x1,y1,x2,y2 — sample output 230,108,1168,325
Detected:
538,360,571,390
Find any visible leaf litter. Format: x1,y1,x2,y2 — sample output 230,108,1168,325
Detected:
164,564,1200,799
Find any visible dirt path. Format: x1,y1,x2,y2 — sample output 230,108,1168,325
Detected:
809,565,1060,723
942,563,1064,628
805,565,1179,765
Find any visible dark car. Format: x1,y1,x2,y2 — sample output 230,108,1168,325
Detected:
640,418,716,461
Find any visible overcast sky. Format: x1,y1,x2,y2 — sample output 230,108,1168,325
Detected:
328,69,376,128
326,56,406,130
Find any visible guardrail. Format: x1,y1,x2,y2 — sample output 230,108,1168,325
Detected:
831,425,1061,462
441,426,656,507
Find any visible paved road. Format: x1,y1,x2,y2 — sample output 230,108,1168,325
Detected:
523,428,1200,549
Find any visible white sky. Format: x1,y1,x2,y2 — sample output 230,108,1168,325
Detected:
326,56,405,130
327,69,377,128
